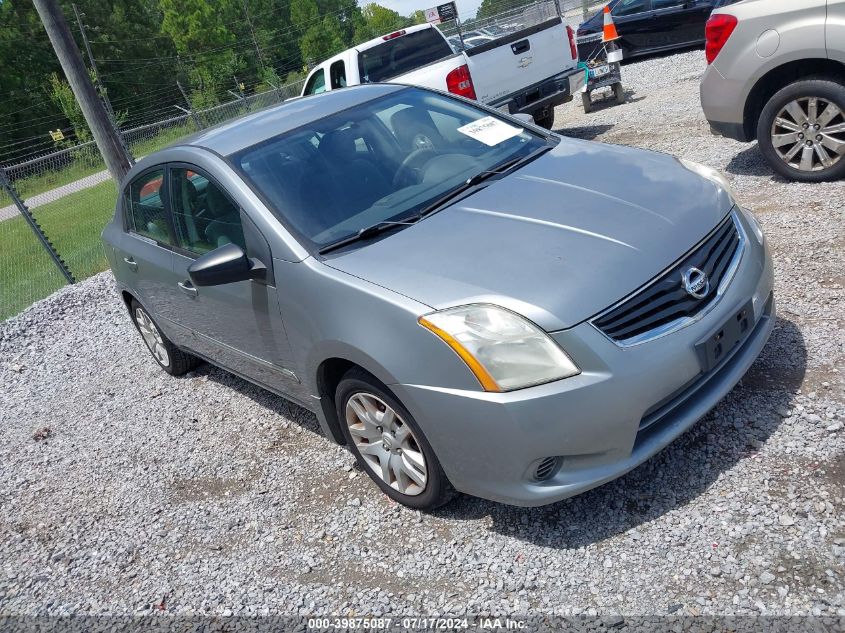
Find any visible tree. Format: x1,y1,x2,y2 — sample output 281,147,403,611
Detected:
354,3,406,42
408,9,428,25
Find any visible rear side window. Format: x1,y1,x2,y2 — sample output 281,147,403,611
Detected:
125,168,174,245
358,29,453,83
330,60,347,88
304,69,326,95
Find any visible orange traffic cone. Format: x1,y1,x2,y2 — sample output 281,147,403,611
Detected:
602,6,620,42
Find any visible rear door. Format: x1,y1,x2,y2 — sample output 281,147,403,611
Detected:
649,0,714,47
113,166,183,337
610,0,656,52
464,18,574,105
166,165,301,396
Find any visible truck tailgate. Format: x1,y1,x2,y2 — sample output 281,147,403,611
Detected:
393,53,465,93
465,17,575,105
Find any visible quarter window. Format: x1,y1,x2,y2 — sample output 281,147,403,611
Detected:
126,169,174,245
304,69,326,95
170,167,245,255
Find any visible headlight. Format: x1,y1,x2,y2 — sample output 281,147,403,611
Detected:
418,304,580,392
679,158,736,203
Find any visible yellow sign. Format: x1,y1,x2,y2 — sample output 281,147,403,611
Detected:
49,129,65,141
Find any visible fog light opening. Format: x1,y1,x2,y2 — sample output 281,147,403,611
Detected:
534,457,561,482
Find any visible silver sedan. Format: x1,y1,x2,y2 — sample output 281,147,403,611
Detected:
103,84,774,508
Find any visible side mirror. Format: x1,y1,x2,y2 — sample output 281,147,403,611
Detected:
188,243,266,287
513,113,535,124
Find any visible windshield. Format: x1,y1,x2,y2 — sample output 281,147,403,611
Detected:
358,29,453,83
232,88,552,250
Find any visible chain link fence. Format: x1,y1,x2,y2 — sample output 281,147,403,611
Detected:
0,78,305,321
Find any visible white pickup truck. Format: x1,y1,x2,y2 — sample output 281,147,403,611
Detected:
301,15,585,129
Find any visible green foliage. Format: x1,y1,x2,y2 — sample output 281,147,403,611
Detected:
47,72,90,143
355,3,407,42
0,0,439,163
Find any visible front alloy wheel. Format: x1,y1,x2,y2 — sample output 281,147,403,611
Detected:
345,393,427,496
335,368,454,510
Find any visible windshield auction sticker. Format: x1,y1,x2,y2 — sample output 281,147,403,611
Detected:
457,116,523,146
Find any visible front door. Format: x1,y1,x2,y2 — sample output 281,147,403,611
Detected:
165,165,302,397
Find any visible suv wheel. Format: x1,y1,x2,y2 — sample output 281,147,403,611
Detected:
336,368,455,510
757,79,845,182
130,299,200,376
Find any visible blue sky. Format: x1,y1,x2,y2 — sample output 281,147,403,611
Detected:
362,0,485,22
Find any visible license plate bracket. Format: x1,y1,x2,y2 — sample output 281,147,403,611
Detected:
695,300,754,373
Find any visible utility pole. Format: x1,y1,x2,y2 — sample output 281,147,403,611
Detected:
241,0,266,74
71,2,133,164
33,0,133,183
71,4,110,115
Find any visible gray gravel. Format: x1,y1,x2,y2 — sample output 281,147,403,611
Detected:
1,50,843,620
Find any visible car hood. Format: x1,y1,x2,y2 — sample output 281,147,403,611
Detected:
324,139,733,332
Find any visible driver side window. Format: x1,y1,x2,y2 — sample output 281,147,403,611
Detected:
304,69,326,95
614,0,651,16
170,167,245,256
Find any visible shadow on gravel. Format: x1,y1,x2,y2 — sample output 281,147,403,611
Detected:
557,123,615,140
725,145,783,180
437,316,807,549
182,364,323,436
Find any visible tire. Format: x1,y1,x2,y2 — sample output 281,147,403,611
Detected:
757,79,845,183
336,368,455,510
533,110,555,130
582,91,593,114
613,82,625,105
129,299,200,376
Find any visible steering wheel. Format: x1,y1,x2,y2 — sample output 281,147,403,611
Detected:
393,148,437,187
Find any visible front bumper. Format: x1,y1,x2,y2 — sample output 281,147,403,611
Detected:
392,209,775,506
493,68,587,119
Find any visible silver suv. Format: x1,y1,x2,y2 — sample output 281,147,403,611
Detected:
701,0,845,182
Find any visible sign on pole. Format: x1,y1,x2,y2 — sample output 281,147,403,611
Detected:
425,1,457,24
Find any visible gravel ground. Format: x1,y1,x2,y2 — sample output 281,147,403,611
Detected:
1,50,843,622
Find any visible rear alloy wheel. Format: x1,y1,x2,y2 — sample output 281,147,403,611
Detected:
336,368,455,510
130,299,199,376
757,80,845,182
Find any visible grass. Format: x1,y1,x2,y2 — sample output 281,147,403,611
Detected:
7,122,196,202
0,180,117,321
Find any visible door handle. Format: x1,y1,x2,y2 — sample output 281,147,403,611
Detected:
511,39,530,55
123,257,138,271
178,280,198,297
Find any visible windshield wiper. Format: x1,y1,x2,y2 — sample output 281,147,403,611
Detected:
318,219,418,255
417,143,554,219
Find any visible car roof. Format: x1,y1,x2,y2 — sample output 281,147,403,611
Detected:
173,83,404,157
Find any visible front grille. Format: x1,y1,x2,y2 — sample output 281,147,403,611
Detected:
594,213,743,345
